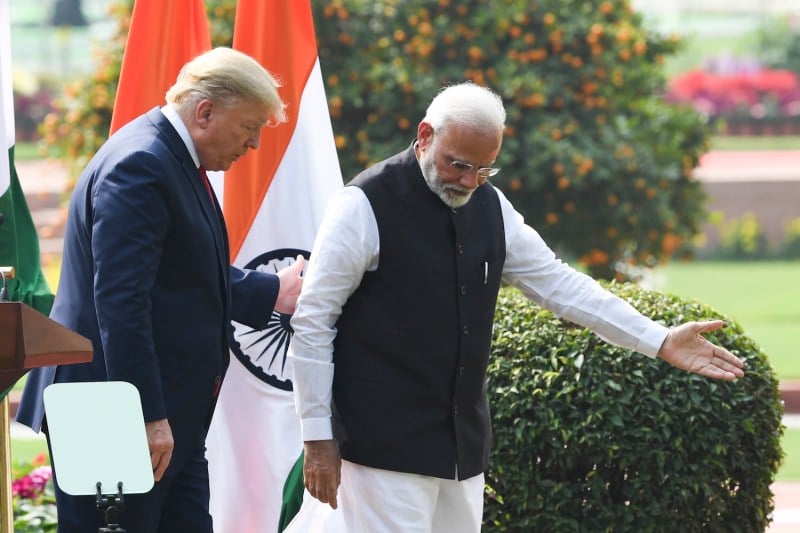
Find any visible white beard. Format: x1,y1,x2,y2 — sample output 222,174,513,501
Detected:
419,147,474,209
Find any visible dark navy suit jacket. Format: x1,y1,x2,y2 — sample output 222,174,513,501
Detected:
17,107,278,474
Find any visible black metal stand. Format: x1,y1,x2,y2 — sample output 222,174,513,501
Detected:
96,481,126,532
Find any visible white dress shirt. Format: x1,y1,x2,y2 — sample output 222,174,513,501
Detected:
288,184,670,442
160,104,201,169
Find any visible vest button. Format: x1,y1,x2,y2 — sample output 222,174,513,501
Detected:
457,243,464,254
453,405,459,415
459,366,465,376
459,285,467,295
462,325,469,335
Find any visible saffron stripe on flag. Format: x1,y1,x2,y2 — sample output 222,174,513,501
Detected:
223,0,319,261
109,0,211,135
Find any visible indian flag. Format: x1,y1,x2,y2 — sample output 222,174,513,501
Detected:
0,0,53,325
205,1,344,531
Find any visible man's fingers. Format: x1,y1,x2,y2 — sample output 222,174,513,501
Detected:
302,440,341,509
304,476,338,508
708,344,745,373
699,345,744,380
694,319,724,333
151,450,172,481
145,419,174,482
328,490,338,510
312,482,338,509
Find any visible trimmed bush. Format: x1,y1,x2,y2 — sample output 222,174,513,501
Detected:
484,283,783,531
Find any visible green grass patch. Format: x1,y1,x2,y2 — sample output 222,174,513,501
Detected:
710,136,800,151
14,141,43,161
10,436,48,466
651,261,800,380
776,427,800,482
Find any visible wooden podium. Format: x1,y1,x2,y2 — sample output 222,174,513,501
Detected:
0,300,93,532
0,301,93,391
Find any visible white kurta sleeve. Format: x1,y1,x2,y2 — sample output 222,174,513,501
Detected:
288,186,379,441
495,186,669,357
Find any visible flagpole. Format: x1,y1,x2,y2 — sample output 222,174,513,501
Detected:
0,394,13,533
0,264,13,533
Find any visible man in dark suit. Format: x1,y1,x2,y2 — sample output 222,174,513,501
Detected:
17,47,303,532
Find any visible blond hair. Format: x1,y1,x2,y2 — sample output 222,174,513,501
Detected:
166,47,287,125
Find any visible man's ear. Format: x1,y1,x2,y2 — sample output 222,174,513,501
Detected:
195,99,214,128
417,121,433,148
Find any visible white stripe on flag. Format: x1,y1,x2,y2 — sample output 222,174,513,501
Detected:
1,0,15,194
234,59,342,263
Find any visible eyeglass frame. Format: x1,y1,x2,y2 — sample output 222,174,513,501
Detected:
449,159,501,179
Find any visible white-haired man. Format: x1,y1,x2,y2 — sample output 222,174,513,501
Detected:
289,81,744,532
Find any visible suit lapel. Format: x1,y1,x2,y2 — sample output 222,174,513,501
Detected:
147,108,230,293
182,161,230,291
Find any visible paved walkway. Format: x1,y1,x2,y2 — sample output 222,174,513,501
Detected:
695,150,800,181
12,156,800,529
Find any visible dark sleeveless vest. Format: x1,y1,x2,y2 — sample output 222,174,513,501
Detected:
333,144,506,480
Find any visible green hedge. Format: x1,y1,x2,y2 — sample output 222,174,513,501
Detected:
485,283,783,531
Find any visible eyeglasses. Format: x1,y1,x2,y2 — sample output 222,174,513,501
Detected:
449,160,501,179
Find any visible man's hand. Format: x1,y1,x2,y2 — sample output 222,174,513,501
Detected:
303,439,342,509
145,418,174,482
657,320,745,381
274,255,305,314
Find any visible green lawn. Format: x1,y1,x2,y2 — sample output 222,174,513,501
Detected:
10,436,47,466
14,141,42,161
652,260,800,482
780,428,800,481
651,261,800,380
710,135,800,151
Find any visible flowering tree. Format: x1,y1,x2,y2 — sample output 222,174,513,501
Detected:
312,0,709,279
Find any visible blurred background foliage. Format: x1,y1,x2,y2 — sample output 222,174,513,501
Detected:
311,0,711,280
37,0,713,280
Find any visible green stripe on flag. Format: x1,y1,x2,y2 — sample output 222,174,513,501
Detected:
0,145,54,400
0,146,53,312
277,451,305,532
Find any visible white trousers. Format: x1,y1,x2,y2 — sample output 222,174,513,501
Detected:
340,460,484,533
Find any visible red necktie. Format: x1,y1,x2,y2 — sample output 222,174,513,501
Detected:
198,166,216,204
